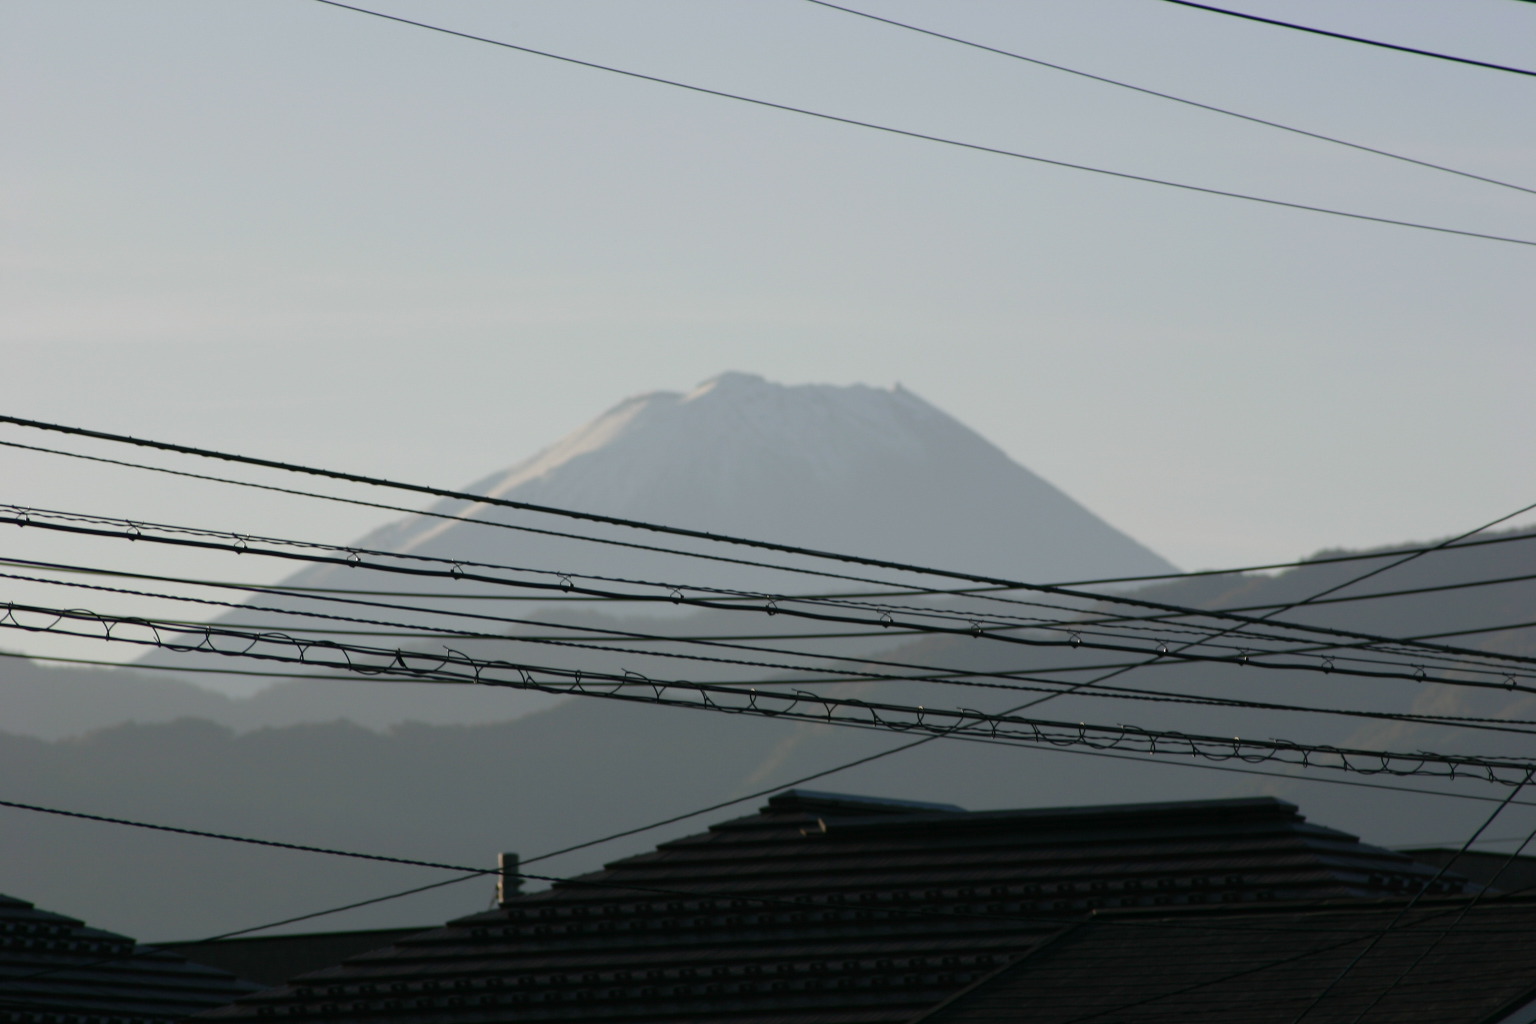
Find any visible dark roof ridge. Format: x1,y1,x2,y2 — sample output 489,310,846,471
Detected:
158,924,435,947
824,795,1301,834
762,789,967,815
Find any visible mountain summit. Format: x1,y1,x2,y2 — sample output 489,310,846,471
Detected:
360,372,1175,585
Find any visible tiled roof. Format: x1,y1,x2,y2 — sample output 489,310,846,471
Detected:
1399,848,1536,896
0,892,261,1024
199,792,1471,1024
918,896,1536,1024
162,930,428,989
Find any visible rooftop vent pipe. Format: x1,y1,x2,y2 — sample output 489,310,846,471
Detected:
497,852,522,907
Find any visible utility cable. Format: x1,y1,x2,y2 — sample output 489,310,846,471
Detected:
6,457,1529,1000
7,553,1420,697
0,438,947,600
1287,769,1535,1023
804,0,1536,196
0,438,1180,613
42,499,1522,983
13,430,1536,596
5,782,1416,1002
1412,616,1536,644
1343,814,1536,1022
21,569,1536,739
1047,528,1536,588
12,521,1529,690
301,1,1536,247
0,785,1397,1015
1046,773,1536,1024
34,553,1510,707
1069,567,1536,631
12,423,1536,872
10,600,1536,784
12,502,1534,681
1052,910,1446,1024
11,435,1536,675
703,490,1536,870
1157,0,1536,78
29,540,1534,692
0,733,1526,1004
0,648,429,686
0,716,1525,1003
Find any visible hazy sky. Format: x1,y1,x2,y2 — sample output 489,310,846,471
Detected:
5,0,1535,579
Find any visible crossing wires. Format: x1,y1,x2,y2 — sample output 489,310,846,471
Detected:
301,0,1536,248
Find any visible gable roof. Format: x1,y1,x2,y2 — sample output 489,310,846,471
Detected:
0,892,261,1024
917,896,1536,1024
199,791,1471,1024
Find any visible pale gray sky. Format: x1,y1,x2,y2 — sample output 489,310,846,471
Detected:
4,0,1534,584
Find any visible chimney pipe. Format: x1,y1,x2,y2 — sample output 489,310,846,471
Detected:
497,853,522,907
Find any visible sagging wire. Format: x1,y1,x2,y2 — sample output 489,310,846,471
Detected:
6,600,1536,785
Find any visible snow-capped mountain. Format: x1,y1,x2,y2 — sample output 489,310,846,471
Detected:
140,372,1175,698
351,371,1175,586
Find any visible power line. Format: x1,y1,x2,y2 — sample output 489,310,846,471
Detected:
27,564,1536,749
792,489,1536,851
5,502,1125,631
6,441,1532,1001
0,549,1370,690
300,1,1536,248
803,0,1536,196
0,795,1059,999
13,501,1533,683
1049,529,1536,588
1078,568,1536,626
15,514,1532,690
20,568,1536,739
0,513,1444,679
1057,565,1536,665
17,506,1536,754
12,434,1536,595
16,542,1530,698
0,648,430,686
0,735,1525,1002
12,434,1536,676
0,702,1523,997
0,438,944,599
9,422,1535,937
76,473,1524,954
0,567,900,686
571,485,1536,845
1412,616,1536,644
1287,769,1534,1023
10,783,1409,1002
0,778,1457,1011
1042,781,1536,1024
10,600,1536,784
1342,815,1536,1022
1157,0,1536,78
1049,913,1419,1024
7,551,1393,694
